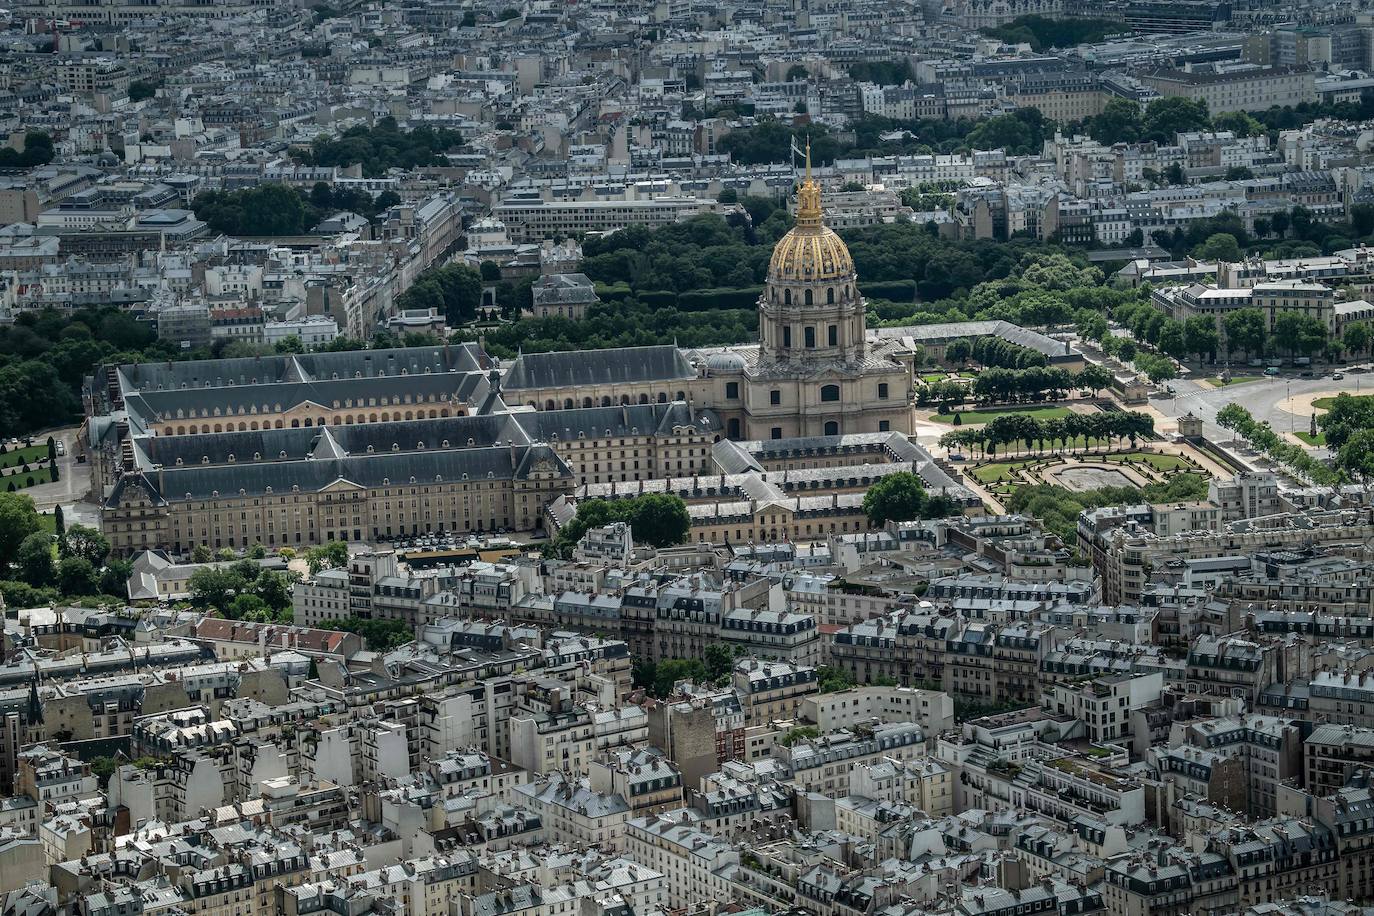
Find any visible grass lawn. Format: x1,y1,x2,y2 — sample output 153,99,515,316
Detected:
1103,452,1196,473
1203,376,1262,388
1313,394,1373,411
921,373,950,383
0,445,48,472
1295,431,1327,446
930,406,1073,425
37,514,56,535
970,459,1036,487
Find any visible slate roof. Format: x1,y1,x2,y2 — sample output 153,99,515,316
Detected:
108,445,573,506
134,414,530,470
513,401,719,441
113,343,486,395
502,345,698,390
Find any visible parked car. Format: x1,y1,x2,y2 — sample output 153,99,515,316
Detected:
1264,367,1281,376
1334,372,1345,380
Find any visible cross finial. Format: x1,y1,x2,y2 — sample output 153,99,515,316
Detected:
804,136,812,180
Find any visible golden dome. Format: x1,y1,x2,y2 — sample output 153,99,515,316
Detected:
767,142,855,284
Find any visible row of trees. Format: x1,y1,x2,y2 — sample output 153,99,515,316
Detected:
1216,403,1339,486
917,364,1115,409
939,411,1155,458
946,335,1049,370
968,364,1114,403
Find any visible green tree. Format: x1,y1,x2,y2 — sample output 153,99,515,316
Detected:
965,108,1051,156
0,493,42,573
1318,392,1374,451
53,504,64,537
1336,428,1374,482
817,666,856,692
1224,308,1268,357
320,615,413,651
1343,322,1371,358
628,494,691,548
1211,110,1264,137
1184,315,1219,362
1084,97,1142,145
191,544,213,563
1141,97,1210,142
60,524,111,567
188,566,248,610
1353,205,1374,238
57,557,99,596
252,570,295,612
1194,232,1242,263
703,643,746,681
228,593,272,620
128,80,156,101
862,472,927,525
653,658,709,697
89,756,117,786
1273,310,1328,357
191,184,318,236
100,557,132,598
306,540,349,574
15,532,55,588
786,64,809,81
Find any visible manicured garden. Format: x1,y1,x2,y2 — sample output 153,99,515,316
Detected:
1102,451,1196,473
1294,431,1326,446
0,441,57,491
0,444,47,471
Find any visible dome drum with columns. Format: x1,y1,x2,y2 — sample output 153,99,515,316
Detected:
757,145,867,366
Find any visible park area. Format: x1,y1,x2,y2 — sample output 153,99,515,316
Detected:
967,449,1210,501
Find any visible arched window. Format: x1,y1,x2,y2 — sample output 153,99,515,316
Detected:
821,384,840,402
827,287,835,304
824,420,840,436
564,398,574,409
784,289,792,305
804,288,813,305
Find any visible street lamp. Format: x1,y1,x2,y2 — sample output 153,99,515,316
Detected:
1288,381,1293,432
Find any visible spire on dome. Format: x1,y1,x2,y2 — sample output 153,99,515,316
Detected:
795,136,823,228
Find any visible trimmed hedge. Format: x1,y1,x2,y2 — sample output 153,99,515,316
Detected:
859,279,917,301
678,287,764,311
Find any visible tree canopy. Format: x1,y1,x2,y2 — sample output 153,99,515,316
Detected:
303,117,465,176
